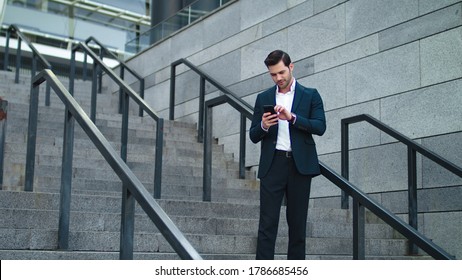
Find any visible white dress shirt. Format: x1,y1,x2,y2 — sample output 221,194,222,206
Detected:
275,78,296,151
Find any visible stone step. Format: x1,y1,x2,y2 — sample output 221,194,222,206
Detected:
0,70,91,84
6,102,159,125
0,249,430,260
5,109,205,145
0,191,386,224
0,81,142,117
5,130,199,148
0,72,104,92
2,156,236,183
0,91,114,113
2,153,244,180
0,207,401,239
4,174,259,203
4,142,229,162
0,90,111,105
4,123,197,143
0,250,178,260
4,101,201,144
9,175,236,203
26,171,228,189
0,228,408,256
0,81,96,95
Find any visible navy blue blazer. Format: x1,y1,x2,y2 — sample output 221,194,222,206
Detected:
249,82,326,179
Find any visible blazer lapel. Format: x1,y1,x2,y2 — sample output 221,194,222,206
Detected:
264,85,277,106
291,82,303,112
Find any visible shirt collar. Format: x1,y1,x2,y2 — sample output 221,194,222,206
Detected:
276,78,296,96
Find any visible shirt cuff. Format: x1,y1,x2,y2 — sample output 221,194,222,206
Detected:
261,121,269,132
290,113,297,125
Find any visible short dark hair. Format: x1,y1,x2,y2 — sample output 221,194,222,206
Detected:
264,50,292,67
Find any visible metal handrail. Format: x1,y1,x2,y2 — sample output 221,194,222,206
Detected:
3,24,52,105
83,36,146,116
203,96,455,260
170,59,454,259
170,58,253,182
201,95,455,260
341,114,462,254
70,42,164,199
319,162,454,260
27,69,201,260
0,98,7,189
170,58,254,121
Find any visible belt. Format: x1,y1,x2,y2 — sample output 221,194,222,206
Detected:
275,150,292,158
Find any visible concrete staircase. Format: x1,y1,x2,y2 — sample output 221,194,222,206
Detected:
0,70,422,260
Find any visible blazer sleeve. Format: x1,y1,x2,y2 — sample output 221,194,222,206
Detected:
249,94,268,143
292,89,326,136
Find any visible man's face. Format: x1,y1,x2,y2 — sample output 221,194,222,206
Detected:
268,60,294,92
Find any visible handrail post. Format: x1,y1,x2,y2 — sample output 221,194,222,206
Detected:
31,54,40,97
139,78,145,117
352,198,365,260
98,48,103,93
120,186,135,260
69,51,76,96
154,118,164,199
0,98,8,189
119,66,125,114
4,29,10,71
121,90,129,162
25,80,40,191
408,147,418,255
198,76,205,143
91,60,98,122
58,108,75,250
169,64,176,120
45,66,52,106
31,54,37,83
119,88,135,259
341,119,350,209
203,103,212,201
239,114,246,179
15,37,22,84
83,53,88,81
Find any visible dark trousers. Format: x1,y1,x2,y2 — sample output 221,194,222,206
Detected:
256,151,312,260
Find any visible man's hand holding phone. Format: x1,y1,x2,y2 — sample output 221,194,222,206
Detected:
262,105,278,130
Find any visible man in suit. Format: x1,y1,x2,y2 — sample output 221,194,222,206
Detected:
249,50,326,260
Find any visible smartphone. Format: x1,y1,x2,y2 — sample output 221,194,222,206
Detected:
263,105,276,115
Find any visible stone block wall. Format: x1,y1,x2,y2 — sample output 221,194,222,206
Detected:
113,0,462,258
